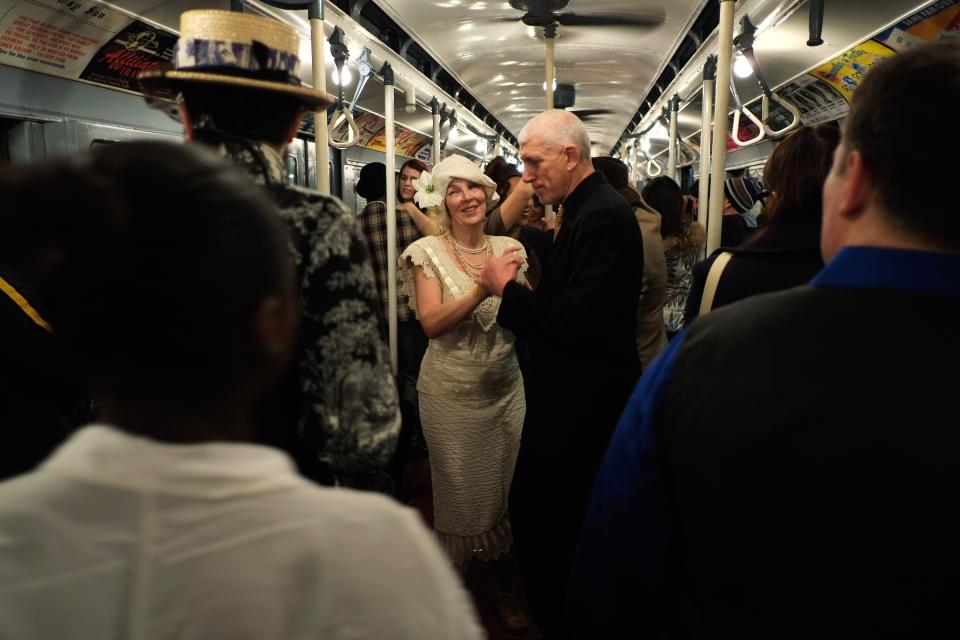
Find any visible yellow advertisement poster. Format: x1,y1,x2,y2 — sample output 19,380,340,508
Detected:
810,39,896,103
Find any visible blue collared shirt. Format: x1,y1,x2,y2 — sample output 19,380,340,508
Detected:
569,246,960,635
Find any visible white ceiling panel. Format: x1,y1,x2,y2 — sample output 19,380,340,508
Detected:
373,0,705,152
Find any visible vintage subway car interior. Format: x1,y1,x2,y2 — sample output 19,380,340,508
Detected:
1,2,957,639
3,1,955,224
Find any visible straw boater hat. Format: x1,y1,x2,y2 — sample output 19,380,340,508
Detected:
137,10,334,108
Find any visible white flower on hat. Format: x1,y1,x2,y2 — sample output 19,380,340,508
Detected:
412,171,444,209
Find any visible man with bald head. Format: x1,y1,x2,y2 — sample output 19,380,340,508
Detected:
480,109,643,635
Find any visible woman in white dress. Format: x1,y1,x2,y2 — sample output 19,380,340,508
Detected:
400,155,529,632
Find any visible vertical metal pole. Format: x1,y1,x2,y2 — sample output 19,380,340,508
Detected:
667,94,680,183
309,2,330,194
543,25,557,222
383,62,398,374
545,26,556,110
699,55,716,233
634,141,641,187
707,0,736,255
431,97,441,165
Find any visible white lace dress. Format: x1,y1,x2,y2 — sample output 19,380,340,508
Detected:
400,234,527,564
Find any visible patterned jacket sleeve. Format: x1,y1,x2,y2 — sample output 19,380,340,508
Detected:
292,194,401,475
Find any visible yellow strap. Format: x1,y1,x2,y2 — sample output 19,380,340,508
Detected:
0,276,53,333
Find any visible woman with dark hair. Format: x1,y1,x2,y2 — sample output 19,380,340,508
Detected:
643,176,705,339
527,194,547,231
483,156,551,289
0,142,481,639
398,158,429,204
684,124,841,323
396,158,444,236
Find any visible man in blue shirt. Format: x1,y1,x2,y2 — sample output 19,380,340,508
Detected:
570,40,960,638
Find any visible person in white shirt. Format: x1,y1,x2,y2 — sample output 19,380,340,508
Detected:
0,141,483,640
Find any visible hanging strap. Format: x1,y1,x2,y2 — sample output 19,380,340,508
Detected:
0,276,53,333
699,251,734,316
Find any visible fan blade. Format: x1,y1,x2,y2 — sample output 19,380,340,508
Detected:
570,109,615,119
488,16,525,23
555,12,664,28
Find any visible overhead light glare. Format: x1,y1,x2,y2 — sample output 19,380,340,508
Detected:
332,65,352,85
542,79,558,91
640,138,651,152
734,54,754,78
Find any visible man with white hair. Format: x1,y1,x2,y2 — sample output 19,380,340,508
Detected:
480,109,644,635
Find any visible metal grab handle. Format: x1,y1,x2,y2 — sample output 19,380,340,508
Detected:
328,106,360,149
728,67,764,148
761,91,802,137
677,137,699,165
731,105,765,147
348,47,375,113
646,156,662,176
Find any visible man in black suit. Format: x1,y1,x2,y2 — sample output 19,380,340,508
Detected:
480,108,643,636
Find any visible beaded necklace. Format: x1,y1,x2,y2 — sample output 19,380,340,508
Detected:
446,233,490,281
448,233,489,254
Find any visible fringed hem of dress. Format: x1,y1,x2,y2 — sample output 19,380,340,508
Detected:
436,515,513,564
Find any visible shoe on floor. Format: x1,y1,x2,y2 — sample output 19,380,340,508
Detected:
490,589,530,634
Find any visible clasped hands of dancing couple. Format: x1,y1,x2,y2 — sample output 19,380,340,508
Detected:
478,244,525,297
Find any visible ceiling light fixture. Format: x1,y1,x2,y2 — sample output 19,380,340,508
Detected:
733,53,754,78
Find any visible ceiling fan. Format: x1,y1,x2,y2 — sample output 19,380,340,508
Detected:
493,2,665,110
493,0,665,29
553,83,614,121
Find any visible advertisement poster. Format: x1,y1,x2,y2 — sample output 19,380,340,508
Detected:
331,111,432,159
810,39,896,103
773,75,848,126
366,120,430,157
0,0,127,78
79,18,176,91
874,0,959,52
414,143,432,162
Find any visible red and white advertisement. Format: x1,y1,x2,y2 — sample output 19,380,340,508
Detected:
0,0,127,76
0,0,176,93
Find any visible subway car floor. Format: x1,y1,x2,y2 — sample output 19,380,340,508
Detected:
402,460,544,639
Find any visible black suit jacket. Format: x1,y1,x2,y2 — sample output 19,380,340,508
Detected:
498,171,643,471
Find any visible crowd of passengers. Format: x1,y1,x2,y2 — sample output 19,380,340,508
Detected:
0,10,958,639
